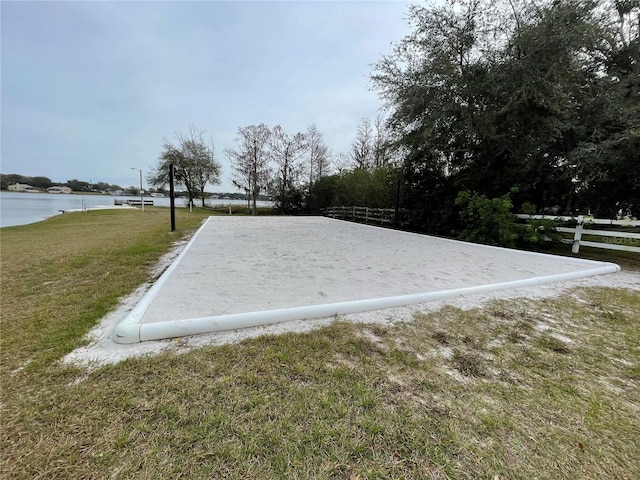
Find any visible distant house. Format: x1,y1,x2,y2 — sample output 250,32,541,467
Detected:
8,183,40,193
47,186,72,194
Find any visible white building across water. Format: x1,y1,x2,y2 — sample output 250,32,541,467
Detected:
47,186,72,194
8,183,40,193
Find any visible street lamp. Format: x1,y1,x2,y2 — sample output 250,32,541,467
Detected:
131,167,144,212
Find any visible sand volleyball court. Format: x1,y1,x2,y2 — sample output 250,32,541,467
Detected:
112,216,619,344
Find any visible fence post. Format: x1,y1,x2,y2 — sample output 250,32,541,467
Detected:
365,207,369,223
352,206,356,220
572,216,584,253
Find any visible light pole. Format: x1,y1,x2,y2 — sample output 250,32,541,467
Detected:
131,167,144,212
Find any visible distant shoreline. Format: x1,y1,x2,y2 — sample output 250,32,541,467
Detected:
0,191,273,228
1,189,119,196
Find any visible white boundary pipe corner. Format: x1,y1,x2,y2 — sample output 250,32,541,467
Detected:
112,217,213,344
114,229,620,342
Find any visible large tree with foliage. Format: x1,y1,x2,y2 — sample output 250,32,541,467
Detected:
150,126,221,207
0,174,54,190
568,0,640,216
66,179,92,192
372,0,639,233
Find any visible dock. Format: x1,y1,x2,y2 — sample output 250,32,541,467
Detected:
114,199,154,206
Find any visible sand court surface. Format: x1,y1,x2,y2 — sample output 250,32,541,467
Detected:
112,216,619,344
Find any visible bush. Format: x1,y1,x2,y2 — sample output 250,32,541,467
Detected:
455,191,560,249
306,167,397,212
455,191,518,247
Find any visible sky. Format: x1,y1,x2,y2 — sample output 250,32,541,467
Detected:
1,0,415,192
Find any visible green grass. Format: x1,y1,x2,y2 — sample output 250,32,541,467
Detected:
1,210,639,479
545,238,640,271
1,207,212,370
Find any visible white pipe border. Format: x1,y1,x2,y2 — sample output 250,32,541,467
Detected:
112,217,213,343
127,263,619,343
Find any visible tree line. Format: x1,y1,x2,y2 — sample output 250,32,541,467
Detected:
0,174,125,193
150,117,400,215
151,0,637,244
372,0,639,235
225,123,333,214
152,123,332,214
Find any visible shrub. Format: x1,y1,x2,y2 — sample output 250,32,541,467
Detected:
455,191,560,249
455,191,518,247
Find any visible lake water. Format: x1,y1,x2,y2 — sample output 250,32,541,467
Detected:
0,192,265,228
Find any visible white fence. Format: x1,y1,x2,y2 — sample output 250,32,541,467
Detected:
515,214,640,254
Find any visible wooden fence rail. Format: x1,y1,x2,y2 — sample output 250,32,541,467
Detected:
515,214,640,254
323,206,396,225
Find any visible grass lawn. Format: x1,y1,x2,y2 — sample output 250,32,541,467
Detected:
1,209,639,479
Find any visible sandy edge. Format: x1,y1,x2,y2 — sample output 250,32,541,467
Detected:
62,234,640,368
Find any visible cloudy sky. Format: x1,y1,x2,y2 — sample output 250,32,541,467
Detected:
1,0,414,191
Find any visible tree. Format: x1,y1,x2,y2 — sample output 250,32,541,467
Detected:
306,123,330,185
371,0,632,234
306,166,397,212
373,114,391,168
307,174,340,212
0,174,53,190
350,118,374,170
149,126,221,207
455,190,518,247
371,0,495,231
30,176,53,189
0,174,22,190
568,0,640,216
66,179,91,192
269,125,308,214
225,124,272,215
183,129,222,207
485,0,605,209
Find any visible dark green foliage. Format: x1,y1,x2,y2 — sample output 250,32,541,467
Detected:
306,167,396,211
455,191,518,247
306,175,340,212
400,150,459,234
272,183,305,215
455,191,561,248
1,174,123,192
1,174,54,190
372,0,639,235
65,179,92,192
516,217,564,249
